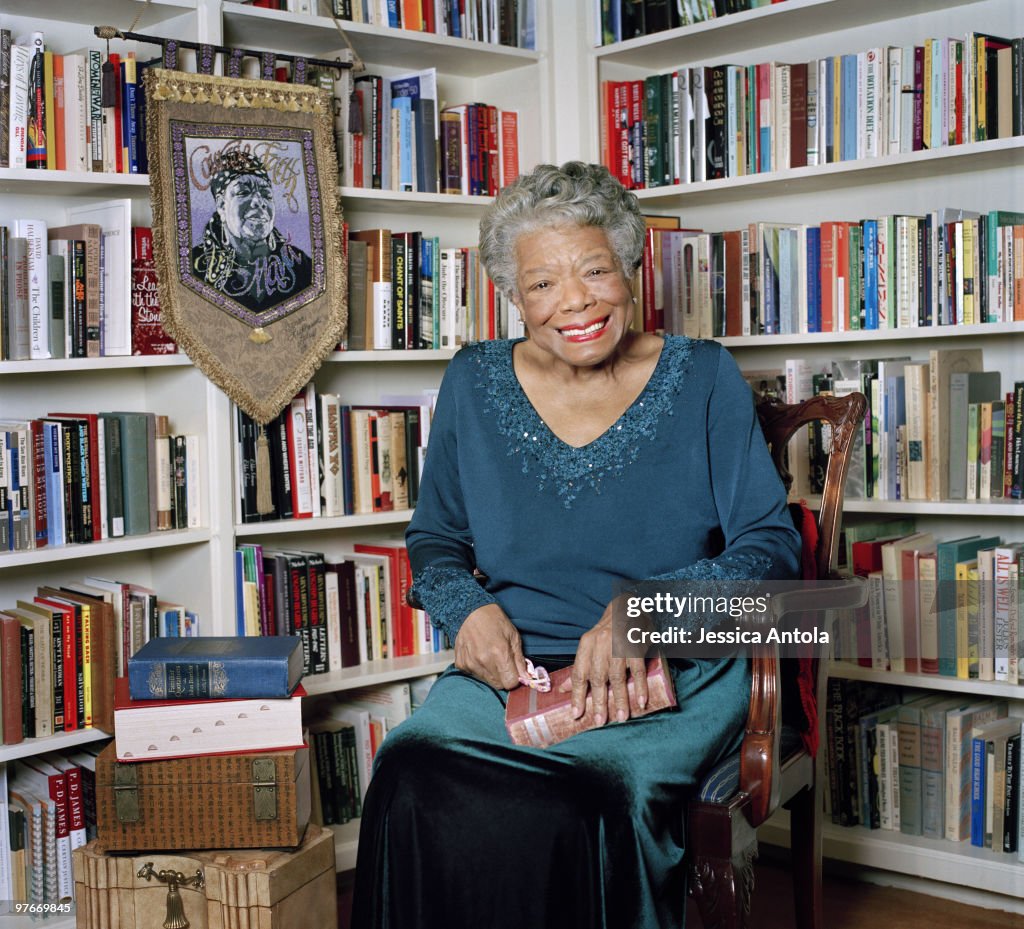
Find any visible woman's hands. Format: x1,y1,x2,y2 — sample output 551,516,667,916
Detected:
559,600,649,726
454,603,527,690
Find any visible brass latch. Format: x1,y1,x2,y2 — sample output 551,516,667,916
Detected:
114,763,140,823
138,863,204,929
252,758,277,821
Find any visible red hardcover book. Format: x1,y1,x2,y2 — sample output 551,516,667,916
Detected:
0,614,24,743
107,52,122,173
819,221,839,333
505,652,677,748
789,61,808,169
131,228,176,354
52,54,66,171
723,229,744,337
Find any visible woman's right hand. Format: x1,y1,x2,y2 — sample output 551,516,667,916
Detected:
454,603,527,691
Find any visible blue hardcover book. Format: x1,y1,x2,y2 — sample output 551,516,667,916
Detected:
42,421,66,547
970,735,986,846
806,226,821,332
393,96,414,192
842,54,857,161
863,219,879,328
449,0,461,38
128,635,304,700
386,0,400,28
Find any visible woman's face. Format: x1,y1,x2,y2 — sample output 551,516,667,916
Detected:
513,224,633,368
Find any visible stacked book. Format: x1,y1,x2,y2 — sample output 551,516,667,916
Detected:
94,636,310,853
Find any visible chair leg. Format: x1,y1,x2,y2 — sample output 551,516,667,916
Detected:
689,839,757,929
788,781,823,929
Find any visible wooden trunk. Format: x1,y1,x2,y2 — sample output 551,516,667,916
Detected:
95,742,311,851
72,822,336,929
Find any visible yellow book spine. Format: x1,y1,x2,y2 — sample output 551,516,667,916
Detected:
44,50,56,170
976,37,987,140
80,603,93,728
923,40,933,149
955,560,973,680
963,219,976,324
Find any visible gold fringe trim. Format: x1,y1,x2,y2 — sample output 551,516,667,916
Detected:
146,68,330,115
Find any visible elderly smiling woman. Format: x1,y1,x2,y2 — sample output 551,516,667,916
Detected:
350,162,800,929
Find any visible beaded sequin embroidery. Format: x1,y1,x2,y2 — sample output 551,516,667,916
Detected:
473,336,695,507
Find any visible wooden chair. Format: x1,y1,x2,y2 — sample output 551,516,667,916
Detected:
687,392,869,929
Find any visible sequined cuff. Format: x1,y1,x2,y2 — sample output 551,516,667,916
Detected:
409,565,498,645
645,552,775,635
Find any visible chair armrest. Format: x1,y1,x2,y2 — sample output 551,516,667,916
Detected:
768,574,868,620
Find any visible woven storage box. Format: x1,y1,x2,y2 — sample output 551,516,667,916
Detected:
95,742,311,851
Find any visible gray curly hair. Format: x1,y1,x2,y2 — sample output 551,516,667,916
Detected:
478,162,646,301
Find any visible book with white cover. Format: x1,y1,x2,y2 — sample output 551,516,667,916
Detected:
68,199,132,356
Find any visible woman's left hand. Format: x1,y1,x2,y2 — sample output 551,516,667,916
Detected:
559,600,649,727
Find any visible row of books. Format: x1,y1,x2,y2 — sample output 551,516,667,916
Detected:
0,573,201,745
602,33,1024,189
1,222,177,362
768,354,1024,504
638,208,1024,342
344,227,523,352
0,202,161,360
308,678,436,826
344,68,520,196
0,31,154,174
235,385,435,523
0,411,200,554
234,542,446,671
595,0,782,46
324,0,537,49
830,522,1024,685
1,745,100,907
825,680,1022,859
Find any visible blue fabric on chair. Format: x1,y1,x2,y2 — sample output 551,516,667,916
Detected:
697,724,804,803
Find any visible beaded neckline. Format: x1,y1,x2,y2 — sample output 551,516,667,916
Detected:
473,335,695,507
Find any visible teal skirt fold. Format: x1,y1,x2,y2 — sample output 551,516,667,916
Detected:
351,655,750,929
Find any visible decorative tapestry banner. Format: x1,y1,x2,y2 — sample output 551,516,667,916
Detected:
145,68,347,424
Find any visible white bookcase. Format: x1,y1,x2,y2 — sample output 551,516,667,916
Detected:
575,0,1024,911
0,0,551,910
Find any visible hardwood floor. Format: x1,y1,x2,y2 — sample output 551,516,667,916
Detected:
682,854,1024,929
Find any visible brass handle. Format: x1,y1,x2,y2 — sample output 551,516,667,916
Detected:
137,863,205,929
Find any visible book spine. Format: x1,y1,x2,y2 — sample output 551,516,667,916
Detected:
126,655,295,699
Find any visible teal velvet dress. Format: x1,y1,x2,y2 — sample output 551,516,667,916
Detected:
351,336,800,929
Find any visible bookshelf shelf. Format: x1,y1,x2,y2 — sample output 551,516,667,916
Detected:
329,348,456,363
0,529,212,569
592,0,990,69
829,662,1024,700
234,510,415,537
759,809,1024,902
303,652,453,697
0,355,191,374
719,322,1024,349
220,5,540,75
339,187,495,216
803,497,1024,517
0,168,151,196
0,728,109,765
629,137,1024,208
8,0,196,28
